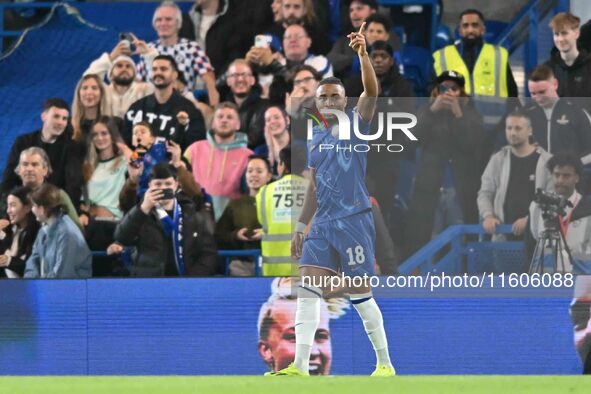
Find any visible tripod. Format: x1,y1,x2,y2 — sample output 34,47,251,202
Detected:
529,218,574,274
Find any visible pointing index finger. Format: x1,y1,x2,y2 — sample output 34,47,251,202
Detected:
358,22,366,34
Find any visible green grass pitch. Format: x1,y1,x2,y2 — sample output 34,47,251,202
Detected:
0,376,589,394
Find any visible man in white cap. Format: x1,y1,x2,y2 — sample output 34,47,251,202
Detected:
84,37,158,118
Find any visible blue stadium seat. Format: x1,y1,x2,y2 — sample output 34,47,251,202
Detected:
485,20,509,43
435,23,452,50
401,45,433,96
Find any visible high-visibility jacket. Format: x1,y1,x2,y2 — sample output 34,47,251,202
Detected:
433,43,509,97
256,174,308,276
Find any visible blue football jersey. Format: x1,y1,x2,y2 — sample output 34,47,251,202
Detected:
307,108,372,223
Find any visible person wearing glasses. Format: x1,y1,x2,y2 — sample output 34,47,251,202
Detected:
404,70,489,259
223,59,270,150
245,24,333,86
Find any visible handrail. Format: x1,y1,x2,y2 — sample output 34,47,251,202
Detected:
91,249,263,276
218,249,262,276
0,2,61,53
399,224,517,275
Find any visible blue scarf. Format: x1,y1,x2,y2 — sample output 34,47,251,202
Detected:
157,200,185,276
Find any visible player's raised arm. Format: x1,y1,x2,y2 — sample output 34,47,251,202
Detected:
348,22,378,122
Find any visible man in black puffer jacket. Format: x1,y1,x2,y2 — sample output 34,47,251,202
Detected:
115,163,216,277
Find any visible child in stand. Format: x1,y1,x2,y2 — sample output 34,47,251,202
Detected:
129,121,169,200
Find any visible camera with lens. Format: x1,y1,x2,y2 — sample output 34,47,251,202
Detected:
533,188,571,222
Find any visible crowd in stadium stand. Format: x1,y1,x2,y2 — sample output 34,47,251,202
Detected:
3,0,591,278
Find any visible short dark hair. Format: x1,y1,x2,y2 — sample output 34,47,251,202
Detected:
291,64,322,83
133,121,155,137
506,109,532,126
369,40,394,56
318,77,345,89
528,64,555,82
8,186,32,206
43,97,69,112
153,54,179,71
248,154,272,173
365,13,392,32
149,162,178,180
547,152,583,177
279,147,291,173
459,9,485,24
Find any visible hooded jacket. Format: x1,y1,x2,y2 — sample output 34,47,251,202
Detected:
184,131,252,220
545,49,591,101
84,52,157,118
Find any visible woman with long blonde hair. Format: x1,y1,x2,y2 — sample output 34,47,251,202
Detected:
71,74,111,143
81,116,128,222
261,105,291,177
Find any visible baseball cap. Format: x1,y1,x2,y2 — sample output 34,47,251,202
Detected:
436,70,465,88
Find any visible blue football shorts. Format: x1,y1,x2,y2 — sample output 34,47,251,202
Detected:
300,209,375,277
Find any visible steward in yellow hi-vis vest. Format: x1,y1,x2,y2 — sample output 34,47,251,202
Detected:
433,43,509,97
433,9,516,98
256,173,308,276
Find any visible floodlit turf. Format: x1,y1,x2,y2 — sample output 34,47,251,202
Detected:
0,376,589,394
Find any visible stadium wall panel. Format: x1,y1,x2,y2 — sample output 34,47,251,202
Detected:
0,278,582,375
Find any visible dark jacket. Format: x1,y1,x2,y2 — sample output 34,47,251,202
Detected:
405,99,488,257
329,34,401,79
226,86,269,149
266,20,331,56
0,217,40,278
524,98,591,160
214,195,260,250
0,129,85,210
123,91,206,152
545,49,591,103
578,19,591,55
344,66,415,98
114,192,217,277
179,0,255,77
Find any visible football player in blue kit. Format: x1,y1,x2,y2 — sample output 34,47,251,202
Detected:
266,22,395,377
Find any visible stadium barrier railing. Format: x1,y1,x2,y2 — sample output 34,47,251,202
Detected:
91,248,263,276
219,249,262,276
399,224,526,275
